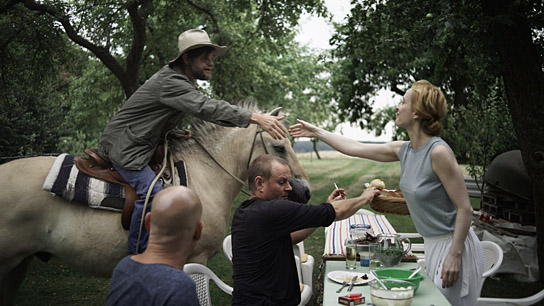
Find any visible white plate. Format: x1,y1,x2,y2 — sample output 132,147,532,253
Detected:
327,270,374,285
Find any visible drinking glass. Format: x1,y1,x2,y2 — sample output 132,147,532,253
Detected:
359,243,376,267
345,239,358,269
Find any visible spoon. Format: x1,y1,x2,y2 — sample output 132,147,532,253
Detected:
370,270,387,290
408,266,421,279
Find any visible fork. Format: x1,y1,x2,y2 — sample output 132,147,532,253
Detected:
336,281,348,293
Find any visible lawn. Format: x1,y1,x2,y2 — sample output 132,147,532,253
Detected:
14,152,543,305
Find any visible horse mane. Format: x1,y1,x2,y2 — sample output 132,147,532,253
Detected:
192,99,260,136
171,99,260,151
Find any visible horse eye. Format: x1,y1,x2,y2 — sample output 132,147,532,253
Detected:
273,145,286,153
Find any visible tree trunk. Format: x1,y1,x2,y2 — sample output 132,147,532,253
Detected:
17,0,151,98
312,139,321,159
482,0,544,282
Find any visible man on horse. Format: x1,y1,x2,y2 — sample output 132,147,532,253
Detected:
106,186,203,305
230,155,381,305
98,29,287,254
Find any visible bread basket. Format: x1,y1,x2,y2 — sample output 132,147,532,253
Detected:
370,190,410,215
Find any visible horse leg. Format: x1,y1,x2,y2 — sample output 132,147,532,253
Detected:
0,255,33,306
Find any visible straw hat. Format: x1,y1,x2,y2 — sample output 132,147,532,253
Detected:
169,29,227,64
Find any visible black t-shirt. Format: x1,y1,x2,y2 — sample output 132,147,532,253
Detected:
231,198,336,306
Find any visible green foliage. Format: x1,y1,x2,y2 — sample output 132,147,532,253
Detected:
1,0,337,156
444,78,518,186
329,0,529,170
0,6,77,159
59,60,125,155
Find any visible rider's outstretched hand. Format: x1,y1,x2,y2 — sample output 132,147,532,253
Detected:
250,113,287,140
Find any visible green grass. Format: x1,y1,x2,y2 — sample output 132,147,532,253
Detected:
14,154,543,305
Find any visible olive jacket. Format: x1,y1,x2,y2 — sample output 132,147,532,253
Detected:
98,65,252,170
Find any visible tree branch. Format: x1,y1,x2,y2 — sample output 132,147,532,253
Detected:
390,83,405,96
18,0,131,96
185,0,220,34
125,0,153,95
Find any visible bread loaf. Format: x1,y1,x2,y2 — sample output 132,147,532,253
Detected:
369,179,385,190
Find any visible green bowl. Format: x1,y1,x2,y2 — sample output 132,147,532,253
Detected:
374,268,422,293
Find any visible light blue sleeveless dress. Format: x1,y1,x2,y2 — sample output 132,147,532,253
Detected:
399,137,483,306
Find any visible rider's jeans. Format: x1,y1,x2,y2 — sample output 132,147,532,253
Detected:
113,163,163,254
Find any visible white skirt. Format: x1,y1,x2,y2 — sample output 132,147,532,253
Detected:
424,228,484,306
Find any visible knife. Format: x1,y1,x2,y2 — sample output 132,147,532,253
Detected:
347,275,358,292
336,281,349,293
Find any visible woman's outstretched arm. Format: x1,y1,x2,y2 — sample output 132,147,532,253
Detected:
289,119,403,162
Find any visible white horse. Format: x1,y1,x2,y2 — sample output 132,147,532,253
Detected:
0,103,311,305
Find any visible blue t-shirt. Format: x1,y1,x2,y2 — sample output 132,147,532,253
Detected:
106,256,199,306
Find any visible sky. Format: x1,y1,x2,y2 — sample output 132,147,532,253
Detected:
295,0,396,142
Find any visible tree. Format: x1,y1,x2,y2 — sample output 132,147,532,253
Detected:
481,0,544,282
2,0,327,97
0,4,85,160
1,0,336,154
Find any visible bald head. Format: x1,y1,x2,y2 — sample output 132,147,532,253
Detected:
148,186,203,246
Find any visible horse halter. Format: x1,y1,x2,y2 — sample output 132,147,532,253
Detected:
247,129,269,169
193,127,269,196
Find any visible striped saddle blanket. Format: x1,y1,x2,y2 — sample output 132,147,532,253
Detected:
42,154,187,212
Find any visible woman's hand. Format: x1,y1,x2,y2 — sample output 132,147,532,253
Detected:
440,252,461,288
288,119,319,138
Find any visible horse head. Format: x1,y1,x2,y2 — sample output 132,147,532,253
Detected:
169,100,311,263
266,107,311,204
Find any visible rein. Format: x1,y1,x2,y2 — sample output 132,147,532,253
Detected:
136,134,170,253
193,128,268,197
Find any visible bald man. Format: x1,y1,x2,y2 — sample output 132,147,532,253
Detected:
106,186,203,306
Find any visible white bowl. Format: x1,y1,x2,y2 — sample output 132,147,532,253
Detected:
369,279,414,306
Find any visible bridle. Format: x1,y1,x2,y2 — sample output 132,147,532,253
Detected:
193,126,269,196
247,129,269,169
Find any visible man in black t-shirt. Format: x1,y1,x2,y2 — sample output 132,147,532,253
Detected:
231,155,380,306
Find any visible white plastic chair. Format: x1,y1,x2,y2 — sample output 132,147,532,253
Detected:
292,241,315,291
295,255,313,306
356,208,376,215
477,288,544,305
415,240,503,287
183,263,233,306
222,234,233,263
222,235,313,306
481,240,503,288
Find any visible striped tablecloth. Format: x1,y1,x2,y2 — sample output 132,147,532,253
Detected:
323,214,397,256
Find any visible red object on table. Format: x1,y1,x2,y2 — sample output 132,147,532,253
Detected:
338,294,365,305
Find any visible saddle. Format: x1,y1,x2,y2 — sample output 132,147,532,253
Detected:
74,147,172,230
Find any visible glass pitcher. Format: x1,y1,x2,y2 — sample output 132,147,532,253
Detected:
376,233,411,267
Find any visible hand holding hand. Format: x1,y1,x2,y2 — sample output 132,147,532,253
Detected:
251,113,287,140
288,119,319,138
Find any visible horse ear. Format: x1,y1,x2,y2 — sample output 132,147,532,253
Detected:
268,107,282,116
